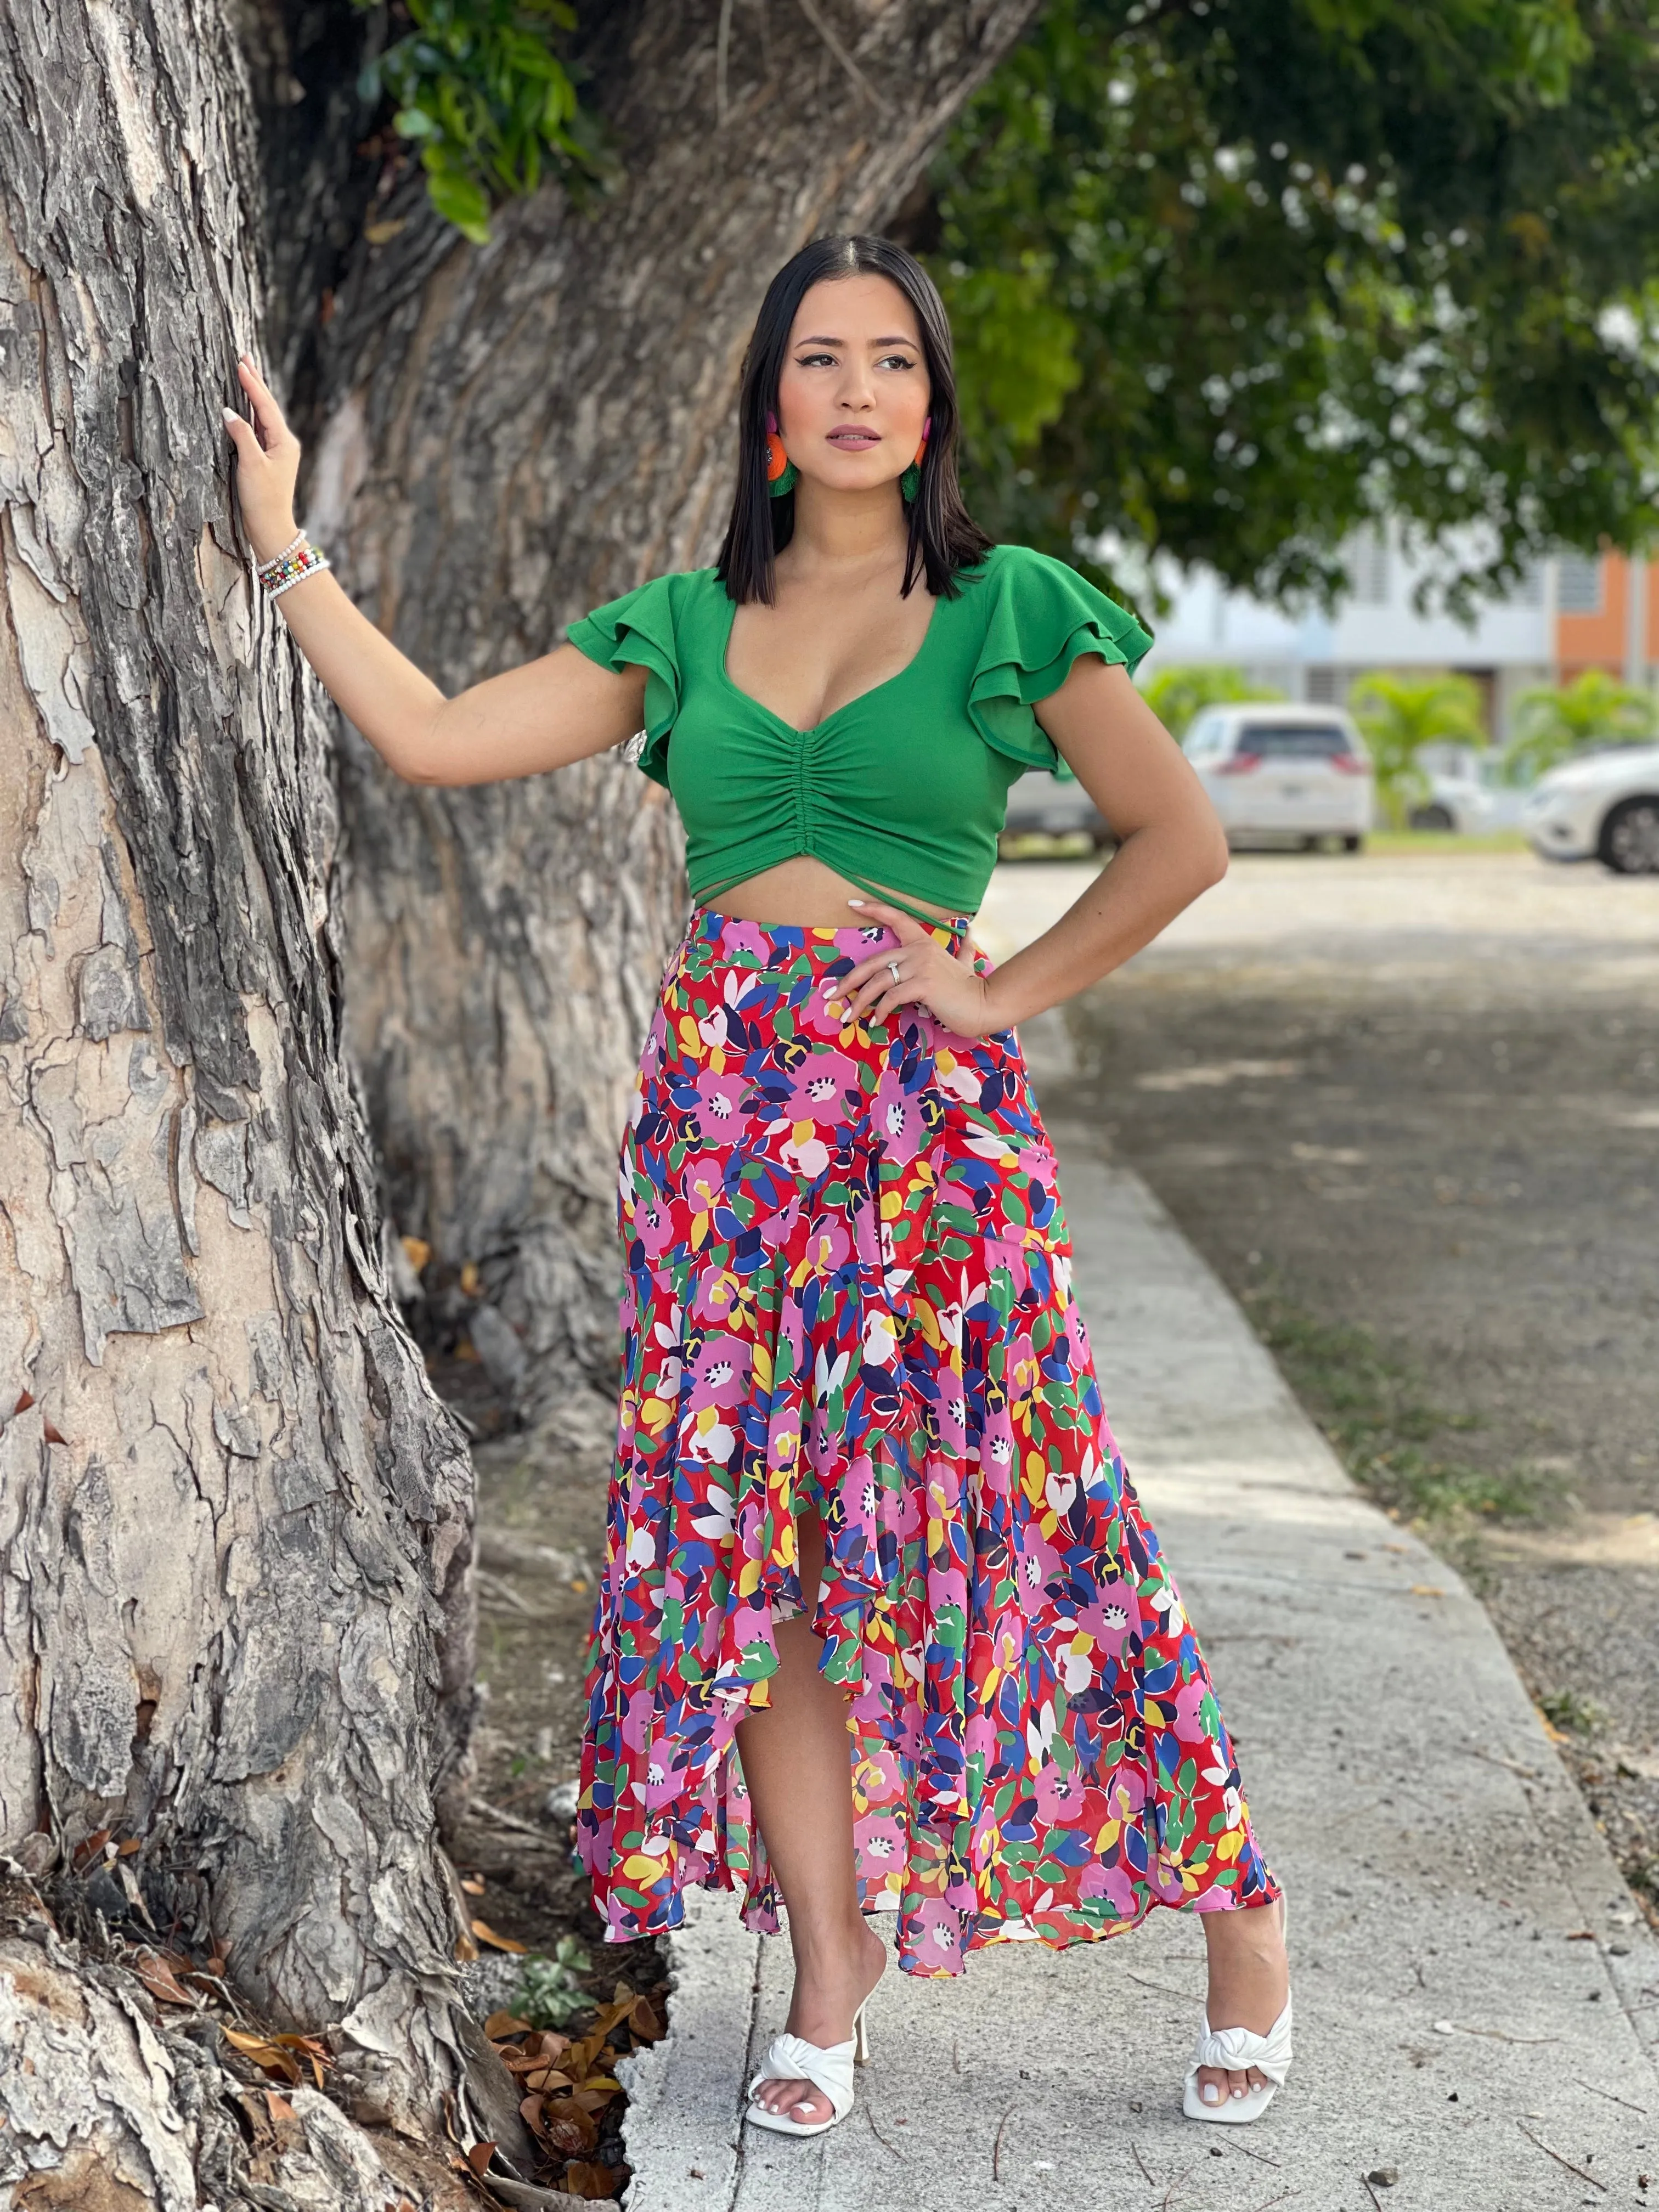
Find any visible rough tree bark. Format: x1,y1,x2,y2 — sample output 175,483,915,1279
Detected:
0,2,493,2198
303,0,1042,1430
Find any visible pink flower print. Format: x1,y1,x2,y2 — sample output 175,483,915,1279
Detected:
804,1215,851,1275
839,1451,878,1534
1015,1527,1062,1618
1006,1330,1040,1415
912,1898,964,1966
1032,1762,1092,1826
681,1153,727,1216
634,1195,678,1260
872,1066,926,1163
978,1406,1015,1496
1079,1859,1138,1916
721,919,774,962
620,1686,655,1754
965,1710,1000,1763
687,1334,752,1409
855,1810,906,1883
1171,1677,1216,1744
800,977,854,1040
983,1235,1032,1299
691,1268,743,1326
693,1070,751,1149
641,1747,689,1810
1063,1298,1091,1369
934,1385,968,1456
784,1048,860,1124
1079,1577,1136,1657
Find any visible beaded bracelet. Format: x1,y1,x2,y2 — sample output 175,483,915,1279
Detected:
257,533,331,599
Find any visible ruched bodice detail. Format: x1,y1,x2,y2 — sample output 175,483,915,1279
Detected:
566,545,1154,926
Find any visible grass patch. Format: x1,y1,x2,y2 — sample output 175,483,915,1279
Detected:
1239,1282,1539,1527
1537,1688,1609,1738
1362,829,1531,855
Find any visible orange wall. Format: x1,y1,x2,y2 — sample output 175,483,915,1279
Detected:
1555,553,1658,677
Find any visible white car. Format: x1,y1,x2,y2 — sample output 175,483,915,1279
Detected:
1523,745,1659,874
1182,705,1374,850
1407,743,1532,835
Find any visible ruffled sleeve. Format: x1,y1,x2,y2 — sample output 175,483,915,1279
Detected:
565,574,681,787
967,545,1155,778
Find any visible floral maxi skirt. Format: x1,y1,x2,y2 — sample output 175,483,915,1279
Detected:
576,906,1278,1976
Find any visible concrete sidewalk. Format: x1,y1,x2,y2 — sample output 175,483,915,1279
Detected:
618,1045,1659,2211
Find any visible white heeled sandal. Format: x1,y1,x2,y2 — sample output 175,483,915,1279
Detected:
744,1997,872,2137
1182,1895,1293,2125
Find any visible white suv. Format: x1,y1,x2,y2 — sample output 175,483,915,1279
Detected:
1183,705,1374,850
1522,746,1659,874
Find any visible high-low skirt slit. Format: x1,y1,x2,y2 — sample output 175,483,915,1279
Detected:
577,906,1279,1977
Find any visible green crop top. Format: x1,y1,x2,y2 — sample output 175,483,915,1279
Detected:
565,541,1153,926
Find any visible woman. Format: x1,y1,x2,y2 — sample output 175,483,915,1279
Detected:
223,233,1290,2138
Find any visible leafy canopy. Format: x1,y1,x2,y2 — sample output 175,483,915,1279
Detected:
349,0,1659,620
929,0,1659,614
352,0,605,244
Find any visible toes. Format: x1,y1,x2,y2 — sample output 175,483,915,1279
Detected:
1196,2067,1226,2107
1226,2069,1251,2101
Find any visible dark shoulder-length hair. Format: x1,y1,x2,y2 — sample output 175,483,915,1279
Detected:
715,234,992,605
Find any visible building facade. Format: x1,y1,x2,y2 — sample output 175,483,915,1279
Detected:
1139,531,1657,741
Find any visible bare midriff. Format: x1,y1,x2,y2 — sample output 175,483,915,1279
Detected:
699,854,971,932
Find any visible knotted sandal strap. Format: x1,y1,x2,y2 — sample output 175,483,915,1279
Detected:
748,2030,857,2122
1189,1999,1294,2087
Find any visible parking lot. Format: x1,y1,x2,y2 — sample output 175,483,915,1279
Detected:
980,847,1659,1915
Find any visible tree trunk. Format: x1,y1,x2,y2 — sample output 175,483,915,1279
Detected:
0,0,489,2192
311,0,1041,1430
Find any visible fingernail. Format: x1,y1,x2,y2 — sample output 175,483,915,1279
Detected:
239,351,252,364
847,898,864,907
221,406,238,423
1201,2083,1219,2103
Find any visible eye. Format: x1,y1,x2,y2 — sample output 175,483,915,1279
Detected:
877,353,918,371
795,350,837,368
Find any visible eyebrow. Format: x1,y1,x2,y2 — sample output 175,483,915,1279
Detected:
795,334,919,347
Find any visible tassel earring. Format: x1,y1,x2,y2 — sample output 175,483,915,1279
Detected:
900,415,932,503
765,411,798,498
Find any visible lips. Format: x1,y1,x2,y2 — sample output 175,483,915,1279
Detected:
827,430,881,447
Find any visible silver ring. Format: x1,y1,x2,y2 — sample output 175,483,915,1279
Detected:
887,959,902,984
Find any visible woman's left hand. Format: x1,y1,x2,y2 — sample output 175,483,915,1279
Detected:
824,899,1001,1038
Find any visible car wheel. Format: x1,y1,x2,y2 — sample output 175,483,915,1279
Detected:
1409,804,1455,832
1342,834,1363,853
1598,797,1659,874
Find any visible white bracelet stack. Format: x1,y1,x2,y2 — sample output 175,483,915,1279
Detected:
256,529,331,598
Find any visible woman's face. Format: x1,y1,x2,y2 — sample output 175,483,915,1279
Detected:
774,273,932,498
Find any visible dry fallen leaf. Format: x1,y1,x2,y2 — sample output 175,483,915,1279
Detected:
133,1953,194,2007
539,2102,599,2157
484,2010,534,2041
399,1234,431,1273
470,1918,528,1955
223,2028,303,2085
561,2161,622,2201
1409,1584,1445,1598
465,2140,498,2179
460,1876,487,1896
264,2090,296,2125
